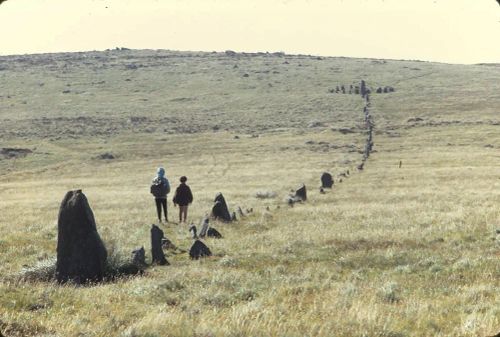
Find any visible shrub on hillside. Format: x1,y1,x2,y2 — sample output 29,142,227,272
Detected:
17,257,56,282
378,282,401,303
255,191,277,199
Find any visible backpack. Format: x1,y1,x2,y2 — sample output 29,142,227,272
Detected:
150,178,170,198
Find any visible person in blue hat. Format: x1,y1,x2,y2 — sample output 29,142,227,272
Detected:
150,167,170,222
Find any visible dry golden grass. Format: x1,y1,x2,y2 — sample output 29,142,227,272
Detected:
0,50,499,337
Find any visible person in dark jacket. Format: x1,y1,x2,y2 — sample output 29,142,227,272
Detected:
150,167,170,223
173,176,193,223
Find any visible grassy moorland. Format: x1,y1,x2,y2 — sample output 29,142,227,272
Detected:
0,50,499,337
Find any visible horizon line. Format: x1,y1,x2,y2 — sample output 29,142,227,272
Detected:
0,47,495,66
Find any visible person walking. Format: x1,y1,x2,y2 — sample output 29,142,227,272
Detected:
172,176,193,223
150,167,170,223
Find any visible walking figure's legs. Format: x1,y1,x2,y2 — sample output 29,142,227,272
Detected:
155,198,162,222
161,199,168,222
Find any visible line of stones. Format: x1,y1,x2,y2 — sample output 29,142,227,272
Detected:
357,80,374,171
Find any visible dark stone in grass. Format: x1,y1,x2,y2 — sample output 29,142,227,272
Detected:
132,247,146,266
161,237,176,250
188,226,212,259
0,147,32,159
56,190,107,284
111,247,147,276
212,193,232,222
96,152,115,160
338,128,355,134
321,172,334,188
189,224,199,239
207,227,223,238
151,224,169,265
360,80,367,97
295,184,307,201
189,240,212,259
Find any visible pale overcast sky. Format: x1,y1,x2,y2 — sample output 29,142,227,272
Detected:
0,0,499,64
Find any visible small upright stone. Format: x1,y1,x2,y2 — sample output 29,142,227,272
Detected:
114,247,147,275
212,193,232,222
237,206,244,217
207,227,223,239
199,217,210,238
56,190,107,284
295,184,307,201
151,224,169,265
131,247,146,267
360,80,367,97
321,172,334,188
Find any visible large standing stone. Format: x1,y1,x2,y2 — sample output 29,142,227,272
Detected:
56,190,107,284
321,172,334,188
212,193,232,222
151,224,169,265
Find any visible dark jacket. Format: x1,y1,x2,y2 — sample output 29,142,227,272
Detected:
150,177,170,199
173,183,193,206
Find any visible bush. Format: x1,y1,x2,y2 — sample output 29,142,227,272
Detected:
378,282,401,303
255,191,277,199
17,257,56,282
104,246,144,279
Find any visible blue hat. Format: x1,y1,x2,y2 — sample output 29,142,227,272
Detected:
157,167,165,178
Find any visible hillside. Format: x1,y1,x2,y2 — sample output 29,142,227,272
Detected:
0,49,499,337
